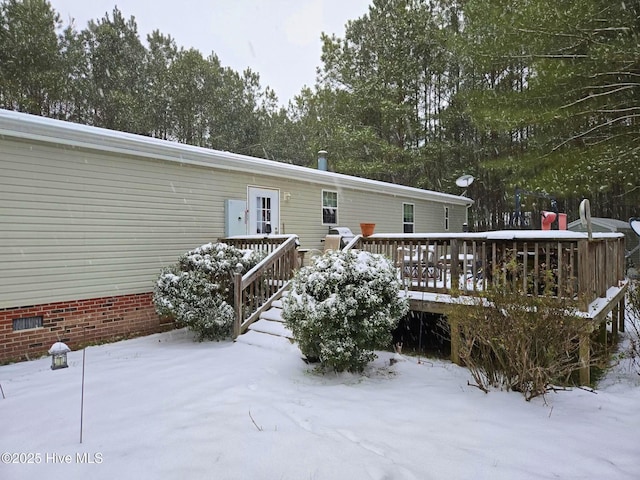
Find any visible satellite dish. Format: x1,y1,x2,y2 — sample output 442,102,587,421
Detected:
579,199,592,241
630,218,640,238
455,174,475,188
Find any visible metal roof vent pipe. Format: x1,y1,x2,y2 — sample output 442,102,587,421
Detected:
317,150,328,171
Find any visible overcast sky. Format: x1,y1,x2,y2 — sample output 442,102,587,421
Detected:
48,0,372,106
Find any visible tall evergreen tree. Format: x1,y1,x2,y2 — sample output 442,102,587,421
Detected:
57,22,90,123
82,7,147,133
167,47,216,145
0,0,64,115
313,0,473,189
144,30,178,140
462,0,640,219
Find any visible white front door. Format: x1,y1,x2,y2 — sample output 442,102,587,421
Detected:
247,187,280,235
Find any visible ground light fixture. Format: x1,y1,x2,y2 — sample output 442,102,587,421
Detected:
48,342,71,370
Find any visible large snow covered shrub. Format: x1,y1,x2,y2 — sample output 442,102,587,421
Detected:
283,250,409,372
154,242,263,341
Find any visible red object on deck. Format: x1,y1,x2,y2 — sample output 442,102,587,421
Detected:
541,211,557,230
558,213,567,230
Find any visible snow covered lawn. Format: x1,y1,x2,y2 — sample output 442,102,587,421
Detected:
1,329,639,480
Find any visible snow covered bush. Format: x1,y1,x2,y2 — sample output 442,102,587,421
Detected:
283,250,409,372
154,242,263,341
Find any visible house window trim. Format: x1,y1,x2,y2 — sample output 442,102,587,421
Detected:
321,190,338,226
403,202,415,233
444,206,450,231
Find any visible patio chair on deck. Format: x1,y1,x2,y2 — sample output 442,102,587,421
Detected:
323,234,342,252
306,234,343,265
397,245,439,282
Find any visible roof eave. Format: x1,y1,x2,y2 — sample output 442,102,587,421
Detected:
0,109,473,206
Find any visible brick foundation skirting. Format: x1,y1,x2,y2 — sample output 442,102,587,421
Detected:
0,292,174,364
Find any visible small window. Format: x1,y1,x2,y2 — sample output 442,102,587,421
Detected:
322,190,338,225
403,203,415,233
13,316,43,331
444,206,450,231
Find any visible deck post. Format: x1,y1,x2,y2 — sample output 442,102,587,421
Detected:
233,272,242,339
611,304,619,341
598,321,608,355
450,239,459,288
619,296,626,333
579,331,591,386
449,317,461,366
577,240,591,311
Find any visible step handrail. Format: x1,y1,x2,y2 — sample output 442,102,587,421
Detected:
232,235,299,338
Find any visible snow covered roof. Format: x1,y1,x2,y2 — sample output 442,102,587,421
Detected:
567,217,632,232
0,109,473,207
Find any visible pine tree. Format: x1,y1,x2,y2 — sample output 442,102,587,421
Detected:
0,0,64,116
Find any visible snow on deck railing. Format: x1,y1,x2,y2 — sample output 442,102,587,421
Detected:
346,231,627,312
221,234,295,256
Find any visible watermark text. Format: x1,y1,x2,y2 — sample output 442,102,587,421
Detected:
1,452,103,465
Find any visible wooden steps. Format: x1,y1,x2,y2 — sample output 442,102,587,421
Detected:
235,292,296,350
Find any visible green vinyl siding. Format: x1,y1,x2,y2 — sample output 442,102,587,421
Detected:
0,115,470,309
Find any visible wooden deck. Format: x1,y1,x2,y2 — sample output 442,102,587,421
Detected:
346,230,628,384
224,231,628,385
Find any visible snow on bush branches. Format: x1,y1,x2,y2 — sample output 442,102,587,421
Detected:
153,242,263,341
283,250,408,372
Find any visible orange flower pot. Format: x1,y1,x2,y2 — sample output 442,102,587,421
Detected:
360,223,376,236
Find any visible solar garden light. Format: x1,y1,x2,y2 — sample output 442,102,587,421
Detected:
48,342,71,370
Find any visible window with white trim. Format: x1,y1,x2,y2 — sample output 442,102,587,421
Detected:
322,190,338,225
444,206,450,231
403,203,415,233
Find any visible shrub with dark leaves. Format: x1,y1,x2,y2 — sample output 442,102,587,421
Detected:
283,250,408,372
154,242,263,340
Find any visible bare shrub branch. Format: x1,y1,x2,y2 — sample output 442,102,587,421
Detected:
445,267,601,401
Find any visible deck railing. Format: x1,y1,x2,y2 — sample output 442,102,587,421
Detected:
223,235,299,338
346,232,626,313
222,234,294,256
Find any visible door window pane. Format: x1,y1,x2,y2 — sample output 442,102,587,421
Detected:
257,196,272,233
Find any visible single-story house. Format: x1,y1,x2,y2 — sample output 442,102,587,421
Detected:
0,109,472,362
568,216,640,273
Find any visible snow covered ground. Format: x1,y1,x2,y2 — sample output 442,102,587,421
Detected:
1,328,639,480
